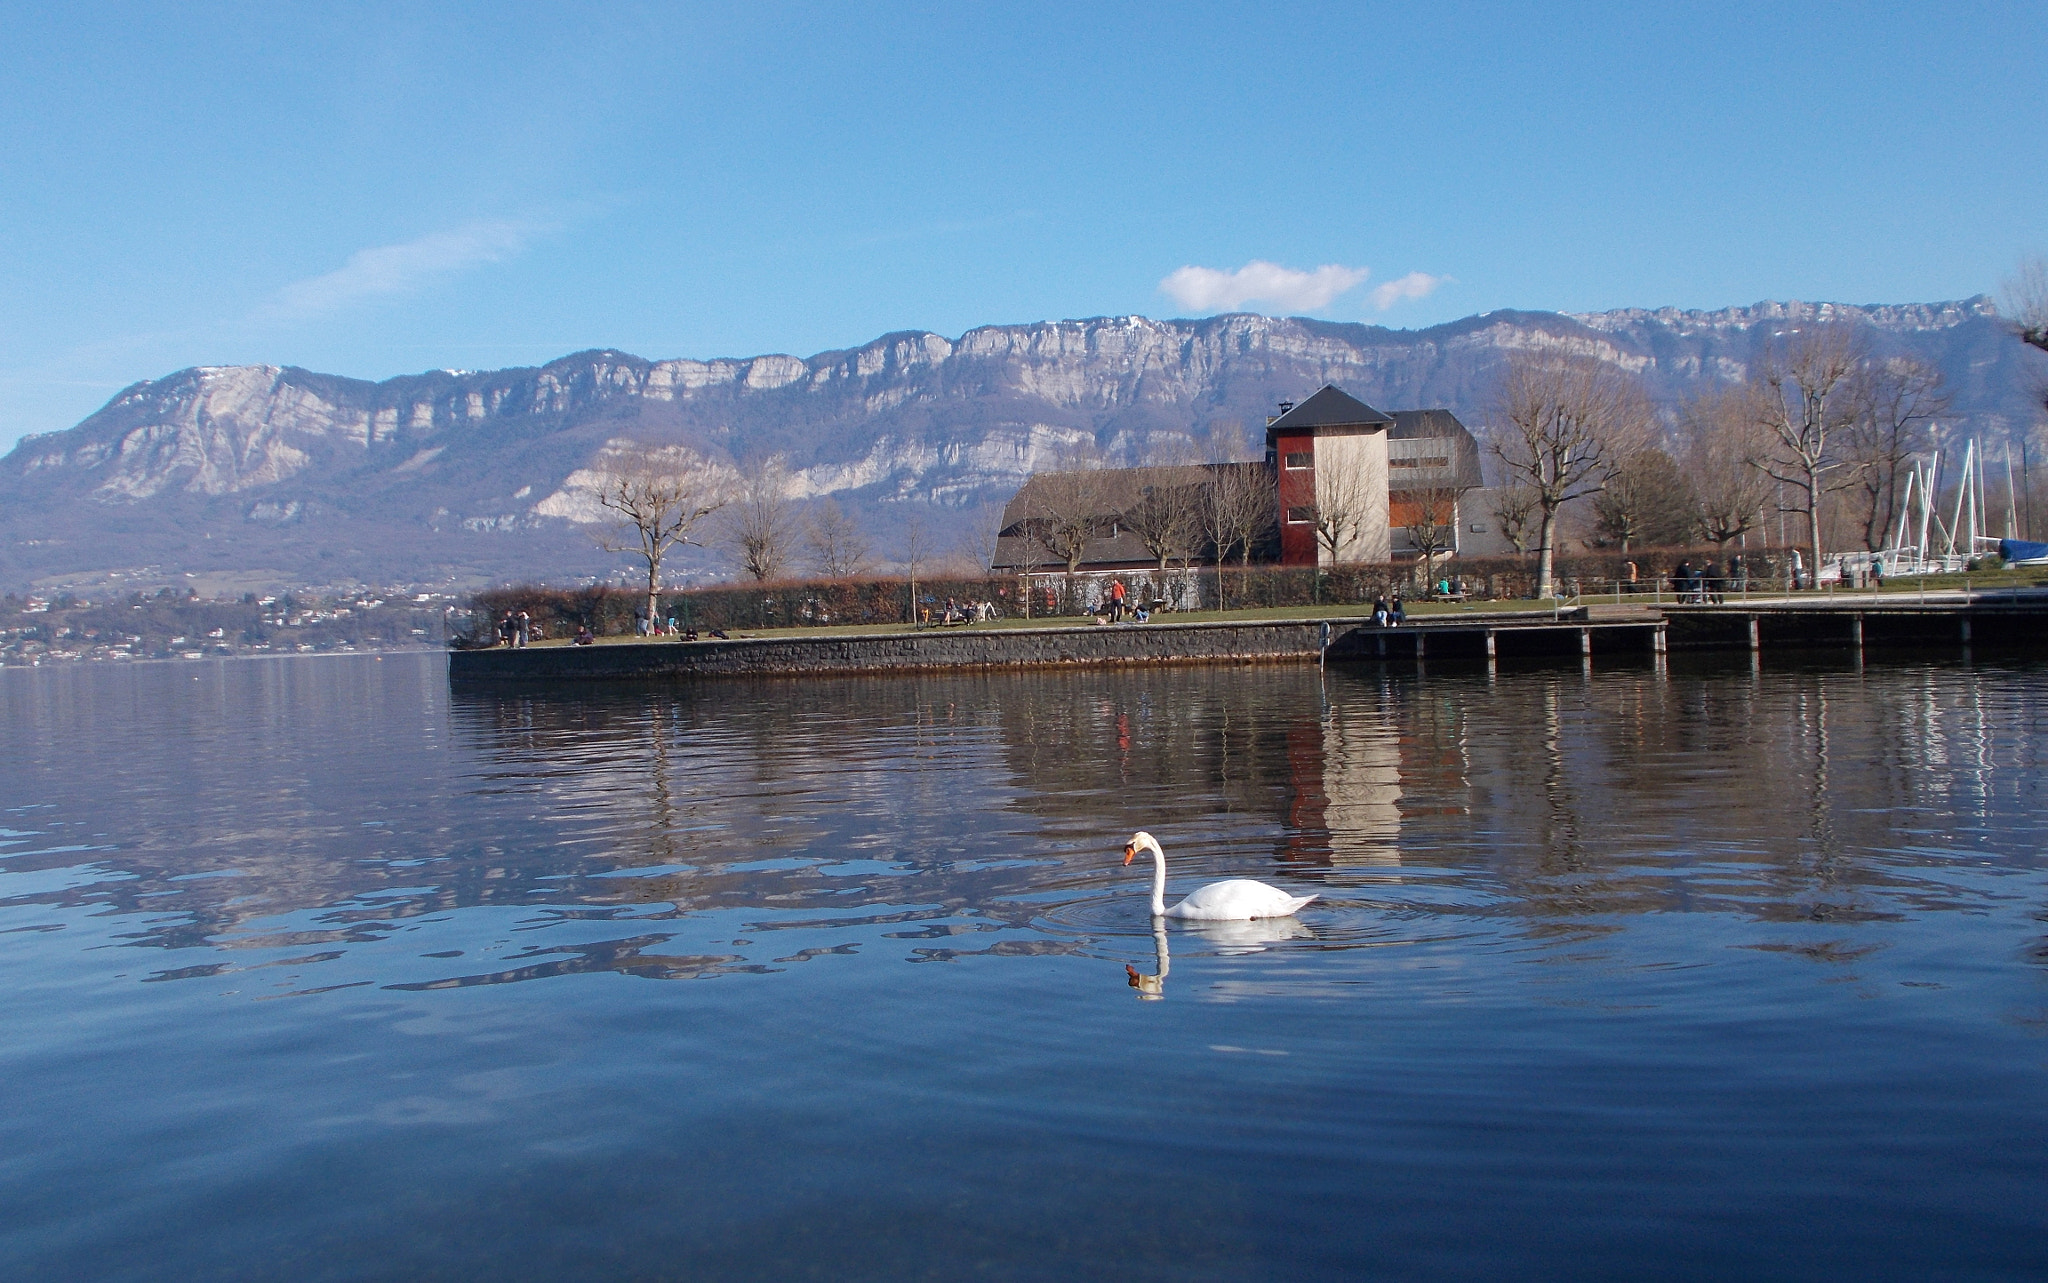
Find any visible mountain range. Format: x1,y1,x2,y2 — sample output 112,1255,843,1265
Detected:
2,299,2040,594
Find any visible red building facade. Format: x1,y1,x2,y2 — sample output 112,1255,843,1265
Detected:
1272,428,1320,565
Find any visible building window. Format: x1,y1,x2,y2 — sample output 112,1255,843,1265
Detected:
1390,456,1450,468
1285,505,1316,524
1283,451,1313,469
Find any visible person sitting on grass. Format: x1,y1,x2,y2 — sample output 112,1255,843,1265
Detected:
573,625,595,646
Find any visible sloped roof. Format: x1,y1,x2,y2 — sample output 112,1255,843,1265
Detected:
1264,384,1394,433
1389,409,1468,440
997,463,1220,531
1386,408,1485,490
992,461,1274,572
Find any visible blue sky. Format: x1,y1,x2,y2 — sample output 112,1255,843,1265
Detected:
2,1,2043,451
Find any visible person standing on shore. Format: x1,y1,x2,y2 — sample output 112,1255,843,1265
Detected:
1109,578,1127,623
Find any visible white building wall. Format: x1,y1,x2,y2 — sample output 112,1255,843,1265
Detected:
1312,430,1390,565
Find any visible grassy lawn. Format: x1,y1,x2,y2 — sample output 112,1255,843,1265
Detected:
1866,570,2048,594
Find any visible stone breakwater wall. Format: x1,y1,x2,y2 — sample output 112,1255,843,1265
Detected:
449,618,1362,682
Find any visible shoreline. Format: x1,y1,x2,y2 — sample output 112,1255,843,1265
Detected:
449,595,2048,683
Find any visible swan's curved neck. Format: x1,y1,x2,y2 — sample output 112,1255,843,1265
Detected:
1147,841,1167,917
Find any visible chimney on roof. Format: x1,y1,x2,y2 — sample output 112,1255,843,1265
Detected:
1277,400,1295,414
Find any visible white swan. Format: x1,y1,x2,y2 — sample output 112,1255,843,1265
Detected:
1123,831,1317,921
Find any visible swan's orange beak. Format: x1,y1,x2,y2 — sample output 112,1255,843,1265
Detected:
1122,843,1136,865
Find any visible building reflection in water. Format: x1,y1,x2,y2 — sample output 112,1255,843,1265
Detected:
1280,671,1473,868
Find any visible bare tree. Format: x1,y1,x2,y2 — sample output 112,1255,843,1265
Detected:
1591,448,1696,551
960,499,1007,573
591,443,728,629
723,456,800,582
803,498,871,578
2004,256,2048,452
1845,356,1946,551
1118,466,1205,571
1402,483,1464,566
900,512,930,627
1204,463,1276,611
1490,483,1539,553
1680,390,1774,548
1489,353,1654,597
1027,450,1113,577
1218,465,1275,565
1748,326,1867,572
2005,254,2048,357
1006,502,1045,619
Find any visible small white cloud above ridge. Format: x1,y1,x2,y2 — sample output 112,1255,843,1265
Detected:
1369,271,1447,310
1159,260,1448,315
271,220,535,318
1160,260,1369,313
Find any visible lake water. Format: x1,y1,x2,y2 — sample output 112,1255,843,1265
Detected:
3,651,2047,1280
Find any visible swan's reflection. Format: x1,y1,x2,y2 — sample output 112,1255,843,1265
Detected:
1186,915,1315,954
1125,922,1169,1000
1126,915,1319,998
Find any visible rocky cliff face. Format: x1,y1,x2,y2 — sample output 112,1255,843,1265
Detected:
2,300,2037,590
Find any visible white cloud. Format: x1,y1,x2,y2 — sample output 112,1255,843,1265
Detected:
270,220,535,318
1368,271,1447,311
1159,260,1370,313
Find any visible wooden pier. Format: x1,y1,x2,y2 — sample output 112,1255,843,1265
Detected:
1332,591,2048,664
1324,609,1667,663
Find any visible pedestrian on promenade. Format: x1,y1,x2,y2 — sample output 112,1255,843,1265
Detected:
1110,579,1127,623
